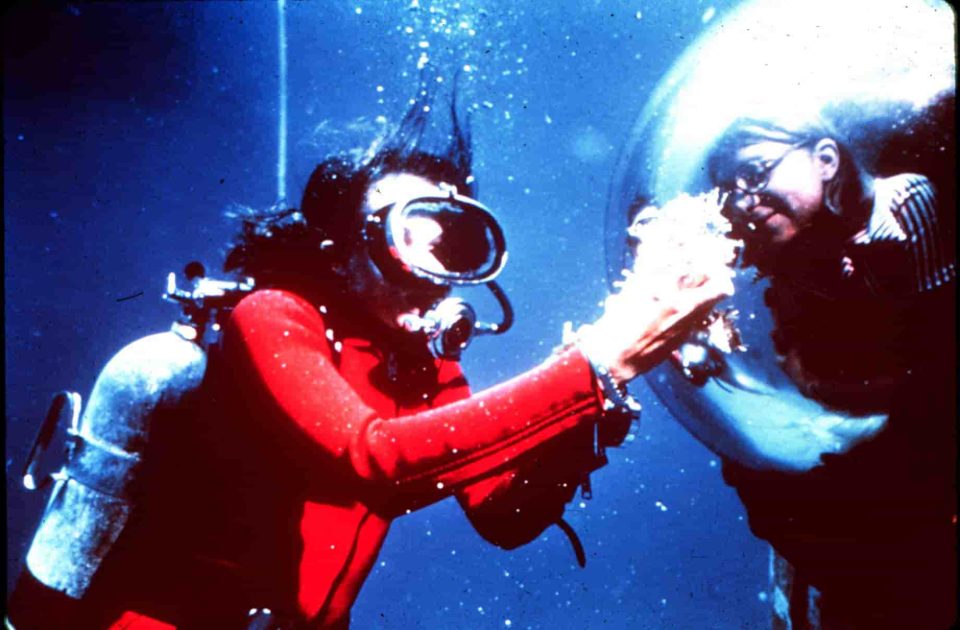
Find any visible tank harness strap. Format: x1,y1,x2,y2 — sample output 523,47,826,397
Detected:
555,517,587,568
64,430,141,499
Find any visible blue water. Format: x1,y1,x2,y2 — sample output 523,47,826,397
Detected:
4,2,768,627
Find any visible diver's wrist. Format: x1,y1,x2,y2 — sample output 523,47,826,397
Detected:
570,323,635,386
569,328,642,420
592,360,642,419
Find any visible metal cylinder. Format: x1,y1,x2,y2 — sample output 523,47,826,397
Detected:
24,330,207,598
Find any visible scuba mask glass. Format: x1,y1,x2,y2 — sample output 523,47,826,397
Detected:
364,183,507,286
363,184,513,361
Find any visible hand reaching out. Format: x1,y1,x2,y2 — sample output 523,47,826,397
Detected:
576,190,739,385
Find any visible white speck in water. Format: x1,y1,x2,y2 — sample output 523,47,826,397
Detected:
578,501,586,509
635,10,642,20
758,591,769,602
404,26,414,34
376,85,384,92
655,500,668,512
355,6,362,15
504,620,512,627
418,40,430,48
544,114,553,124
702,7,716,23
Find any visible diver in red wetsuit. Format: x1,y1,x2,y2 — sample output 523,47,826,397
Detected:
7,97,730,629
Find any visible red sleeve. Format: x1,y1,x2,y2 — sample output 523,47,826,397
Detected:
222,289,606,509
432,358,605,548
455,422,602,549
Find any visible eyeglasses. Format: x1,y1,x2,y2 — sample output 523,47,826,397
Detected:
725,140,812,194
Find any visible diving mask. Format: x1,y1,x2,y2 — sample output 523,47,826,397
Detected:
363,183,507,286
365,184,513,360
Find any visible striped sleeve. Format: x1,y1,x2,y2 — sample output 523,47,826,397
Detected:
888,174,956,293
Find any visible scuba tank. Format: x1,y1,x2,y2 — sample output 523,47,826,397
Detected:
19,262,254,599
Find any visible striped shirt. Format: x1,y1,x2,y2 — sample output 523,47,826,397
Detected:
847,173,956,295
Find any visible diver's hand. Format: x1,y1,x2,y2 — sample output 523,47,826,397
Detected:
576,270,733,386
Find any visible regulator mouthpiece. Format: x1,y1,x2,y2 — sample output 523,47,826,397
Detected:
399,282,514,361
398,298,478,361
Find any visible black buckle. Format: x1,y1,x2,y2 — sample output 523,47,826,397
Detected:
23,391,81,492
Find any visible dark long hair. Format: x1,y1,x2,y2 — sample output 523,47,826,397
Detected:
223,83,474,298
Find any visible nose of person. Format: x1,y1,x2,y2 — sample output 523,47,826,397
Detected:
722,190,758,226
729,190,756,214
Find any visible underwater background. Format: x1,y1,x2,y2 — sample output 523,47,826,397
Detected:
5,2,770,627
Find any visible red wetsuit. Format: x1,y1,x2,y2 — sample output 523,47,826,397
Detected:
68,288,609,629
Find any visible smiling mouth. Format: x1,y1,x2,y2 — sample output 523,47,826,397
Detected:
741,211,773,233
745,196,793,231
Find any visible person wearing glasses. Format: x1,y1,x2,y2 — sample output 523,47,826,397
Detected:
7,94,731,630
698,114,956,628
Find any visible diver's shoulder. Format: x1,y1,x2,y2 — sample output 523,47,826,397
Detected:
865,174,936,239
231,288,326,328
878,173,935,204
236,288,317,311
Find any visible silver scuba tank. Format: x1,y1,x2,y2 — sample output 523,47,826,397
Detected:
20,263,254,599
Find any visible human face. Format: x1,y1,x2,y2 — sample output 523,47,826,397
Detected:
347,173,452,330
721,139,838,249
